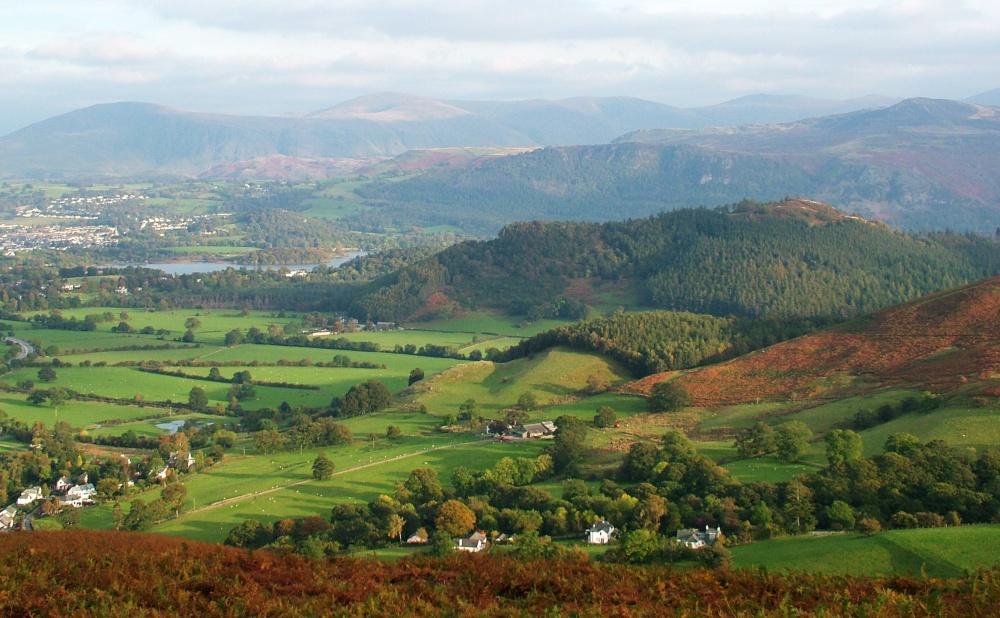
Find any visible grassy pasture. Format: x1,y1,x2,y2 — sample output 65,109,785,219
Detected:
8,329,157,353
189,345,462,376
857,404,1000,456
0,394,155,428
722,456,820,483
322,329,477,350
152,438,546,543
730,525,1000,577
53,346,216,365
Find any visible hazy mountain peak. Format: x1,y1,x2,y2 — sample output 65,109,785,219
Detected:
308,92,472,122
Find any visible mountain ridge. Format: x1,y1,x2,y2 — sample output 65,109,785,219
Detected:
0,92,897,179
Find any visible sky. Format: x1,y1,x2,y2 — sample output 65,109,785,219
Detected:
1,0,998,135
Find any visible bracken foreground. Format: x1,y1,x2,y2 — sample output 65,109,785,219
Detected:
1,530,998,616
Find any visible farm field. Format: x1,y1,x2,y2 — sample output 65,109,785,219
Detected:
0,393,156,428
152,437,547,543
730,525,1000,577
319,329,478,350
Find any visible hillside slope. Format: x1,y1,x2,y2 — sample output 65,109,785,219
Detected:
646,274,1000,405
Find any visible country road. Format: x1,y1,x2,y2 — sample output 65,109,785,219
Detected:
4,336,34,361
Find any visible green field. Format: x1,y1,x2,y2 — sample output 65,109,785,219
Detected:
151,438,547,543
731,525,1000,577
0,394,157,428
857,404,1000,456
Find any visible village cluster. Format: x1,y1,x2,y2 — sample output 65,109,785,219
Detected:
0,450,194,532
0,224,119,254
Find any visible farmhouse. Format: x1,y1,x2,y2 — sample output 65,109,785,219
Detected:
16,487,42,506
55,476,73,492
585,520,615,545
510,421,557,439
676,526,722,549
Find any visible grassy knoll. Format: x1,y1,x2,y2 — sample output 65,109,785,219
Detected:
730,525,1000,577
413,347,630,419
153,438,546,543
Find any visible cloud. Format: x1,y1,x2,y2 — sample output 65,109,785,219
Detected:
0,0,996,135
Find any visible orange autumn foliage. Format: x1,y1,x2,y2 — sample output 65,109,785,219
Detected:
0,530,997,616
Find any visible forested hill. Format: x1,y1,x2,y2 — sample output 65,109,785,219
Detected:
347,199,1000,322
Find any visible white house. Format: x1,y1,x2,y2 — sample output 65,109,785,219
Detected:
55,476,73,492
455,531,489,552
676,526,722,549
66,483,97,503
16,487,42,507
455,538,487,553
585,520,615,545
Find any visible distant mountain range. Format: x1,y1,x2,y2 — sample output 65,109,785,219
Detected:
357,98,1000,233
2,93,998,233
0,92,899,179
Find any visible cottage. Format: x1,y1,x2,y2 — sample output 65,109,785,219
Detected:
676,526,722,549
55,476,73,492
455,538,486,552
585,520,615,545
0,505,17,530
16,487,42,507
